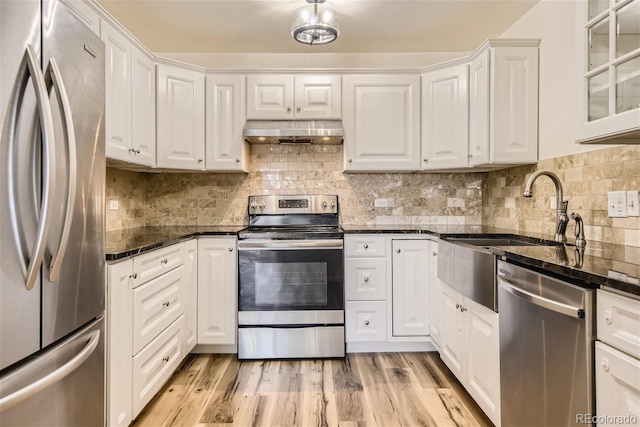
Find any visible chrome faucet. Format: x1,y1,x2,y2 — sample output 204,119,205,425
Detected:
523,170,569,243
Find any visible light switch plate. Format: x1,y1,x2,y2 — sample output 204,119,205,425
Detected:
109,200,119,211
627,191,639,217
374,198,389,208
607,191,627,217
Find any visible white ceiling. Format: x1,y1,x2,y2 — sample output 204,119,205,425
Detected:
96,0,539,54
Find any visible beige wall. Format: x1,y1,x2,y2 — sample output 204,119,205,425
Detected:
106,145,483,229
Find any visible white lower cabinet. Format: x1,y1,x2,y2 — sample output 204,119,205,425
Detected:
596,289,640,426
439,283,500,426
427,240,441,348
344,234,432,351
132,315,184,416
183,239,198,353
197,237,238,345
106,241,189,425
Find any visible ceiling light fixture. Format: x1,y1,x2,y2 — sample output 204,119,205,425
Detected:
291,0,340,45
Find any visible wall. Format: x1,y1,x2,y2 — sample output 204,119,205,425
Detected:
106,145,483,229
483,145,640,247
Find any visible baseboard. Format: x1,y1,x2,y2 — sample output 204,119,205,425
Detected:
347,340,437,353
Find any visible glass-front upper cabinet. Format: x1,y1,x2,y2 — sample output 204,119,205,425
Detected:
576,0,640,143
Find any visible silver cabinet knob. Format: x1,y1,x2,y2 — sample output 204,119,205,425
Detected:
364,320,370,326
228,247,234,252
396,249,401,253
162,301,170,307
432,251,438,257
363,244,369,249
235,158,240,163
348,158,353,163
460,306,467,312
287,106,292,113
197,159,203,163
296,106,301,112
456,303,461,309
129,273,138,279
363,277,369,283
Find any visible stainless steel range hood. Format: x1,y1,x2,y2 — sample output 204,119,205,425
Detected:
243,120,344,144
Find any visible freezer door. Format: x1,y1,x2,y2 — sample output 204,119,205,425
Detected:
0,317,105,427
41,0,106,346
0,0,44,371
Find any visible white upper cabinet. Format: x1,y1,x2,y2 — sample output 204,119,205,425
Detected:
469,41,539,167
101,21,132,163
246,74,341,120
62,0,100,35
421,62,470,170
130,46,156,167
342,74,421,172
575,0,640,144
205,74,248,172
156,64,205,170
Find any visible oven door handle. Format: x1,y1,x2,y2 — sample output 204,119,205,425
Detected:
238,239,343,250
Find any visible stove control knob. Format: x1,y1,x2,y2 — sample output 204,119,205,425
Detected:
330,201,336,208
322,201,328,208
259,202,266,209
250,202,258,209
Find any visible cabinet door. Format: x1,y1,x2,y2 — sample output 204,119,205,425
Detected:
156,64,205,170
595,341,640,426
130,46,156,167
183,239,198,353
197,237,237,345
101,21,131,163
205,74,247,172
439,284,466,381
597,289,640,359
428,240,441,347
468,48,490,166
488,46,538,165
246,74,294,119
465,298,501,426
421,64,469,170
294,75,341,119
106,260,133,427
63,0,100,35
392,240,429,336
343,75,421,172
346,301,387,342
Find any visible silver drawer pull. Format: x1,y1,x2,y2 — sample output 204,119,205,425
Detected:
162,301,170,307
396,249,401,253
363,277,369,283
364,320,370,326
363,244,369,249
228,247,234,252
160,258,168,264
130,273,138,279
432,251,437,257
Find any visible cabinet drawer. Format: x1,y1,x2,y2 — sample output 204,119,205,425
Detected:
595,341,640,425
133,266,185,354
597,290,640,359
346,301,387,342
133,243,184,287
345,235,387,257
345,258,387,300
132,316,184,417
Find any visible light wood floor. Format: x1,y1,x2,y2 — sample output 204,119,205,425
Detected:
132,352,493,427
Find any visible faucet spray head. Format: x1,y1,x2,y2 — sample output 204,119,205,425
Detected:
523,190,533,198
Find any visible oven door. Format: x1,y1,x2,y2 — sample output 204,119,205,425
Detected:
238,239,344,313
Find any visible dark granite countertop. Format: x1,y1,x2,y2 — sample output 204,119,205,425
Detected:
105,226,245,261
106,224,640,297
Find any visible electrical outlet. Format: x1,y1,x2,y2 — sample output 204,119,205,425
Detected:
109,200,119,211
627,191,639,217
607,191,627,217
374,198,389,208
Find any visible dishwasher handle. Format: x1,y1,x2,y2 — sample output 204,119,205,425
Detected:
497,275,585,319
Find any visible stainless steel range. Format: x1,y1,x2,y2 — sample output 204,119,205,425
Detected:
237,195,345,359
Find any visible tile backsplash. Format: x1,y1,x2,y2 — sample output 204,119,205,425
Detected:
483,145,640,247
106,144,639,247
107,145,483,229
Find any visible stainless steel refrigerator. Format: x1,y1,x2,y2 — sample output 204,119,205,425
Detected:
0,0,106,425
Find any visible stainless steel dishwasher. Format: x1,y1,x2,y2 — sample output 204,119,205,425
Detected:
497,260,594,427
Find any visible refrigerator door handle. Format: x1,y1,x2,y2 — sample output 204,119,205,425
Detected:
0,329,100,413
18,45,57,291
45,57,77,283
